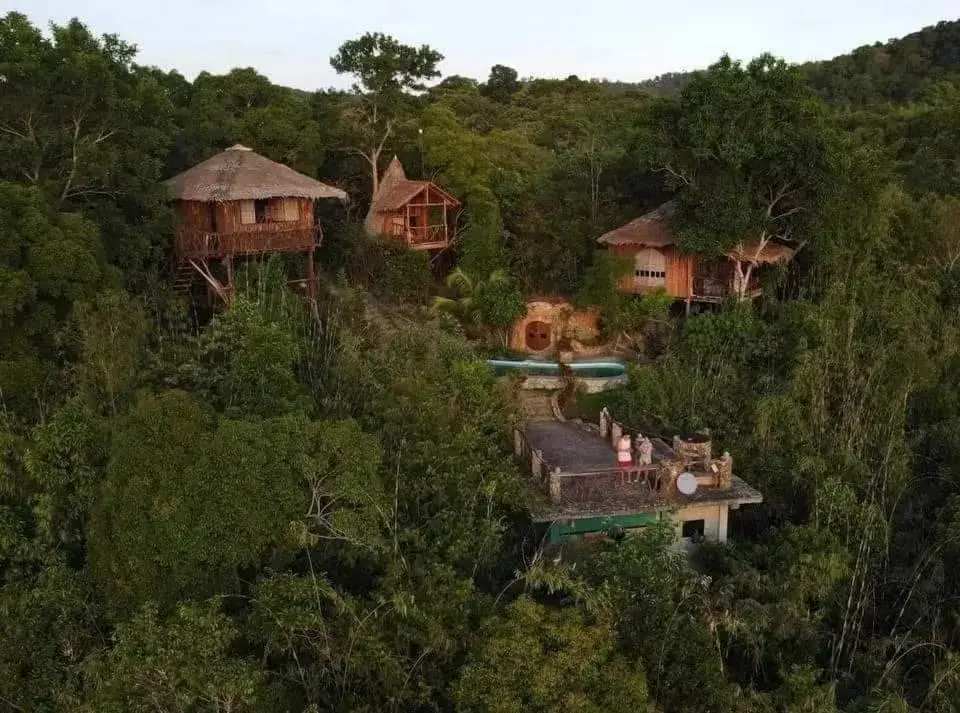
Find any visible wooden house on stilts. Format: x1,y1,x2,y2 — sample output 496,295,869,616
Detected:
364,156,460,251
597,200,796,308
165,144,348,303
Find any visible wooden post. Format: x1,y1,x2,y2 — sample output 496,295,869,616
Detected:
224,255,234,304
405,203,411,245
549,469,562,502
307,249,316,303
442,202,448,245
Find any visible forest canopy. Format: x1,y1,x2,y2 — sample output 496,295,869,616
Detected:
2,10,960,713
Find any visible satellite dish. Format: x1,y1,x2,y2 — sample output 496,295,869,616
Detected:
677,471,698,496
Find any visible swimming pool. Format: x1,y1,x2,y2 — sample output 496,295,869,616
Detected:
487,359,627,386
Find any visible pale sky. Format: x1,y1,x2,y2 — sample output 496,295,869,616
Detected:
8,0,958,90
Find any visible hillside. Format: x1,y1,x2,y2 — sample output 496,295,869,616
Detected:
4,10,960,713
629,18,960,104
804,19,960,105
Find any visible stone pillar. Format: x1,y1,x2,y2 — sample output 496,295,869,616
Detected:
599,407,610,439
549,469,562,502
674,435,712,468
662,460,683,496
611,421,623,449
513,428,523,458
531,449,543,479
717,505,729,544
717,452,733,489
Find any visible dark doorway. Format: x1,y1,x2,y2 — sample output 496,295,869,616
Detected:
254,199,269,223
525,320,552,351
207,203,219,232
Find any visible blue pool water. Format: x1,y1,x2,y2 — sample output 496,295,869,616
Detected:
487,359,626,379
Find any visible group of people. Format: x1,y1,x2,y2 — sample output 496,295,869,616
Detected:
616,432,653,469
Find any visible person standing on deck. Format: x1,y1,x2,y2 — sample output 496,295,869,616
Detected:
617,434,633,470
637,435,653,466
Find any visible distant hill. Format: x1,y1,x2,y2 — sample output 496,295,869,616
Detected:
616,19,960,105
803,19,960,105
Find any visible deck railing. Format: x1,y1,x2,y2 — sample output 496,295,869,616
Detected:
177,224,321,259
406,224,448,246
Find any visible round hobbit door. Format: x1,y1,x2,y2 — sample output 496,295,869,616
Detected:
525,320,552,351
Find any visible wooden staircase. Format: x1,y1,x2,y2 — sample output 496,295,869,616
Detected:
172,262,195,294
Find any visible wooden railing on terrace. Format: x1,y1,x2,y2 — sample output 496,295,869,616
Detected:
692,276,762,302
176,225,321,259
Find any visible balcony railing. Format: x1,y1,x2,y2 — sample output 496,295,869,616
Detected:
390,223,449,248
176,225,321,259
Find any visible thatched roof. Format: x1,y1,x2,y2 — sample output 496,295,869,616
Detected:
727,242,796,265
165,145,348,202
598,201,796,265
596,201,677,247
371,157,431,211
364,156,460,235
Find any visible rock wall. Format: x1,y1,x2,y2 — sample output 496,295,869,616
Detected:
510,300,602,356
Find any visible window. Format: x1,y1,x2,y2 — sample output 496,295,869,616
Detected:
634,248,666,288
240,200,255,225
282,198,299,222
254,199,269,223
681,519,705,540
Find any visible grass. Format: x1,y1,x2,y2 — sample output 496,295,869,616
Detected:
571,388,624,422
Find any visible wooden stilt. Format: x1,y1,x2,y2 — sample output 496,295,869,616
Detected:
225,255,234,304
685,297,691,316
307,249,316,303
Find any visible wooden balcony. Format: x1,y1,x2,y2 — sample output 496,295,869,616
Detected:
391,223,450,250
176,224,321,260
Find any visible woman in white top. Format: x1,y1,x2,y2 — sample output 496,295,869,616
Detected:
616,434,633,468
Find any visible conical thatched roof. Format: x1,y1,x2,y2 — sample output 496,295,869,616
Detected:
165,144,348,202
369,156,432,212
364,156,460,235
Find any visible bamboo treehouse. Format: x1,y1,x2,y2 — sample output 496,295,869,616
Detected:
165,144,348,303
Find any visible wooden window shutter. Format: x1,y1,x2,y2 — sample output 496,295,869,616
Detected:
284,198,299,222
239,200,255,225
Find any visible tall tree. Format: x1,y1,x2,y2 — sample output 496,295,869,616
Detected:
330,32,443,196
481,64,521,103
649,55,839,299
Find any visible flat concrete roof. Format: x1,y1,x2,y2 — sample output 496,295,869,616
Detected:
523,420,763,522
524,421,679,473
525,421,617,472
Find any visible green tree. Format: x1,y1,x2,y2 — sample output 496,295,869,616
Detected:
85,601,271,712
73,289,148,416
330,32,443,196
431,268,525,347
89,391,308,608
0,13,175,273
0,563,103,711
0,182,108,417
481,64,521,103
649,54,840,299
454,596,656,713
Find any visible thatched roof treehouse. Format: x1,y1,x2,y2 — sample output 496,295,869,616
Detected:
364,156,460,250
165,144,348,302
597,201,796,307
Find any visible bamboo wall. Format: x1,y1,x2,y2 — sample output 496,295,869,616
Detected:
610,245,696,299
174,197,316,259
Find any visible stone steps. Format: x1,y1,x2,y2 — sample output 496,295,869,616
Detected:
520,391,557,422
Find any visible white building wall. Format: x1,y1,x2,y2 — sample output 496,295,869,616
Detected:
670,503,730,547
